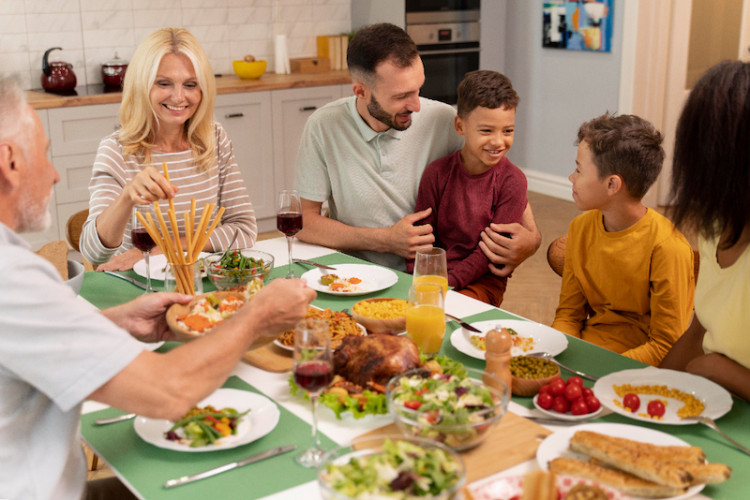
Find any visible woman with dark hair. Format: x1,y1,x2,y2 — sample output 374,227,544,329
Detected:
660,60,750,401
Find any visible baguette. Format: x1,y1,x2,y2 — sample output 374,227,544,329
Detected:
589,457,732,485
573,430,704,463
521,470,556,500
569,431,693,487
549,457,687,498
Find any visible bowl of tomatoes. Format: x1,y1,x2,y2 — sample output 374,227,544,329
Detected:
533,375,602,421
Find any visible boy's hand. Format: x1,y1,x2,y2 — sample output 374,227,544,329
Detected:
387,208,435,259
479,222,540,277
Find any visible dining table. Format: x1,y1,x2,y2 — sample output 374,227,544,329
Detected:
78,237,750,500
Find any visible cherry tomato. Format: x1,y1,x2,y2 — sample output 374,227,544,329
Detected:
570,398,589,415
585,395,601,413
581,387,594,399
566,376,584,387
647,399,666,418
549,379,566,397
538,384,553,397
552,395,570,414
404,400,422,410
537,392,554,410
563,383,583,402
623,393,641,412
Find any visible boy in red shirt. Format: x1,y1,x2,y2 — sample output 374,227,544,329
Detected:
407,71,527,306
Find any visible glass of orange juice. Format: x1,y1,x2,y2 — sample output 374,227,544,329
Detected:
413,247,448,296
406,282,445,355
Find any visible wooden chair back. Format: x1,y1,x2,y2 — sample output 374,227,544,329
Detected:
66,209,89,253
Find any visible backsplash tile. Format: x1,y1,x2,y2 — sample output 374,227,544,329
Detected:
6,0,351,90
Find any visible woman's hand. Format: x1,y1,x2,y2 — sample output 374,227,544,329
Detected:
97,248,158,271
122,165,177,204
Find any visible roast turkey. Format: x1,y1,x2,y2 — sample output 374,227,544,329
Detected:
333,333,421,392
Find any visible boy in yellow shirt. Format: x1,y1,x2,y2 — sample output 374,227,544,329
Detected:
551,113,695,366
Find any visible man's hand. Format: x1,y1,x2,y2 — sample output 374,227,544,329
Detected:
242,279,317,344
96,248,155,271
105,292,194,343
387,208,435,259
479,222,541,277
122,165,177,204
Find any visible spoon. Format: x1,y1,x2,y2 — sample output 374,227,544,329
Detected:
527,352,599,382
683,415,750,456
94,413,136,425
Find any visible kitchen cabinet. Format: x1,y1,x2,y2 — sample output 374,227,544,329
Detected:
214,92,275,233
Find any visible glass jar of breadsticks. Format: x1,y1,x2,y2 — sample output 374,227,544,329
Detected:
134,197,225,296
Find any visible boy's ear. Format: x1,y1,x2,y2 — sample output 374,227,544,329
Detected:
454,115,465,135
607,174,623,195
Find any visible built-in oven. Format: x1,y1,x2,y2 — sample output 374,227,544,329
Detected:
406,0,480,105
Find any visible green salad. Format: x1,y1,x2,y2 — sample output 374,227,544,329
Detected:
164,405,249,448
320,439,462,499
214,250,267,283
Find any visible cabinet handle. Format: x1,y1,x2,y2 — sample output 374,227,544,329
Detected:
224,113,244,118
299,106,317,112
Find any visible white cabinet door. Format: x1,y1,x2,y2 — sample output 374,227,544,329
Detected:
271,86,345,192
47,103,120,157
215,92,275,224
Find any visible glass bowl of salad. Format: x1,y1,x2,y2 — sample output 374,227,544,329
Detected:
386,367,509,451
203,249,274,290
318,434,465,500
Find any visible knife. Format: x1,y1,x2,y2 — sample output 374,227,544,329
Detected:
445,313,481,333
292,258,337,271
163,445,296,488
103,271,148,290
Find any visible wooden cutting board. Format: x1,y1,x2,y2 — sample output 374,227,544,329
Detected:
357,412,552,484
242,343,292,372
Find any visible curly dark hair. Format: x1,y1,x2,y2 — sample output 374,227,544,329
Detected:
347,23,419,84
576,113,664,199
456,70,519,118
669,60,750,248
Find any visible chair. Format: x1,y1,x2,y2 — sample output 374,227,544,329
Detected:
545,234,700,279
65,208,89,253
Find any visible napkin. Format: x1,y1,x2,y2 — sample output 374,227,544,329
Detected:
274,34,290,74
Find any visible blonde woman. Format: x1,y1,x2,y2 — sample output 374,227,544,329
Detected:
81,27,257,269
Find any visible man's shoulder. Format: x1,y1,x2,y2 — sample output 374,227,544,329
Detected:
416,97,457,119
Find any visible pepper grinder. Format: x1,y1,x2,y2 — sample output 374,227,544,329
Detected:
483,327,512,394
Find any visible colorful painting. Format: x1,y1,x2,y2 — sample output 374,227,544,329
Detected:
543,0,613,52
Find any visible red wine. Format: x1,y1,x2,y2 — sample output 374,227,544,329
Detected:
277,212,302,236
132,227,156,252
294,361,332,392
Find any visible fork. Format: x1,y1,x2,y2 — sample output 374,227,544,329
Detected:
684,415,750,456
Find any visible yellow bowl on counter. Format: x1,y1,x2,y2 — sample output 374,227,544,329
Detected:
232,59,267,79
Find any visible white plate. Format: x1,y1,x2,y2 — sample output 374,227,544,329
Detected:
300,263,399,296
593,367,732,425
134,388,280,452
133,252,210,280
532,394,603,421
468,473,631,500
537,422,703,500
274,322,367,352
450,319,568,359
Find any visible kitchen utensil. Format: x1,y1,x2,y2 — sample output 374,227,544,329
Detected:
103,271,147,290
444,313,480,333
101,52,128,87
528,351,598,382
292,258,337,271
94,413,136,425
683,415,750,456
163,444,296,488
41,47,77,92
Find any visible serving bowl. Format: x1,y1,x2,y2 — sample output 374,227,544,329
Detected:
349,297,407,334
64,259,85,294
318,434,465,500
510,355,561,397
386,367,509,450
232,59,267,79
203,249,274,290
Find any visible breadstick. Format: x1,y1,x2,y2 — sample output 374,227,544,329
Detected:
162,162,175,215
195,206,225,253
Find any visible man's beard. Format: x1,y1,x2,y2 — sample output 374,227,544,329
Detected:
17,189,52,233
367,94,412,131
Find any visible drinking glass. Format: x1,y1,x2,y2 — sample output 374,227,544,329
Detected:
132,206,156,293
293,318,332,468
406,282,445,355
277,190,303,278
413,247,448,297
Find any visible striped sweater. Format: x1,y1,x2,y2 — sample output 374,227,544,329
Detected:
80,123,257,265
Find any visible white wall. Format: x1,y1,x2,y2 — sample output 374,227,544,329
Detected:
0,0,351,91
502,1,625,200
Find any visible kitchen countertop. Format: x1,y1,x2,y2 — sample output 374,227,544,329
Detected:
27,70,352,109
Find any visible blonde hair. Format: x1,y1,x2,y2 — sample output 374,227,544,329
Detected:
119,27,216,172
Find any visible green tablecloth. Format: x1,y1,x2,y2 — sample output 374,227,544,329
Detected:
80,254,750,499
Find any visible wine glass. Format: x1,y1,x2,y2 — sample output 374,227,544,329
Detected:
293,317,332,468
406,282,446,355
413,247,448,297
277,190,302,278
132,206,156,293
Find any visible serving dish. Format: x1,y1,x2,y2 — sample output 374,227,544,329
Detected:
450,319,568,360
232,59,267,79
349,297,407,334
301,263,398,296
203,249,274,290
